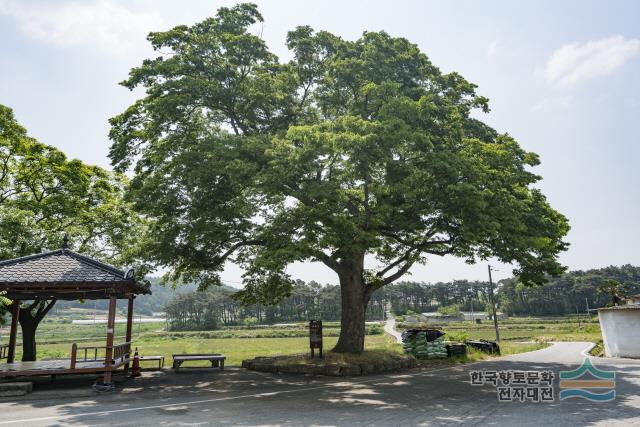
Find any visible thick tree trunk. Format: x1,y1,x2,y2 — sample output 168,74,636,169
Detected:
18,299,56,362
19,317,38,362
333,261,370,354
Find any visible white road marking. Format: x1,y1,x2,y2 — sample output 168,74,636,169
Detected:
4,342,596,426
0,364,473,425
581,342,596,357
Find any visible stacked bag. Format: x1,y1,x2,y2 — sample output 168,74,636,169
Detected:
425,338,448,358
401,329,448,359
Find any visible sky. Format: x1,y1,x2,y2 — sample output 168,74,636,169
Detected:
1,0,639,286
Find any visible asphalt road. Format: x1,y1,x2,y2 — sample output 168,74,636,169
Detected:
383,313,403,343
2,342,639,426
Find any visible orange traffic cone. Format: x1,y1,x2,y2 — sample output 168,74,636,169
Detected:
130,347,141,378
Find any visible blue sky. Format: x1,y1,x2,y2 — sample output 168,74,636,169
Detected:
1,0,639,285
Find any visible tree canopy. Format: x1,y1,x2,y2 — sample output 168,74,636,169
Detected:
0,103,148,359
110,3,569,352
0,104,145,265
499,265,640,315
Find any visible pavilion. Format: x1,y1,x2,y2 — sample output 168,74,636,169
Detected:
0,241,150,385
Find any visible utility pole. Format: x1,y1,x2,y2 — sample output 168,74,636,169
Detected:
470,293,475,318
488,265,500,341
585,297,590,315
469,281,475,322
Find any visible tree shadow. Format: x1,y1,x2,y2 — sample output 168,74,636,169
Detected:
0,358,638,426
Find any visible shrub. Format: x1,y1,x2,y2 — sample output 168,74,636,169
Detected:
446,330,468,342
438,304,462,316
367,324,383,335
243,317,259,327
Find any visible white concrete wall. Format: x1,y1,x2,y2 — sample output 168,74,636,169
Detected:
598,309,640,358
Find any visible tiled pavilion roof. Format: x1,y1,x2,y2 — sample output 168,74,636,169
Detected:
0,249,150,300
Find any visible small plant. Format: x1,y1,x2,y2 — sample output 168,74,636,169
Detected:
242,317,259,327
589,340,605,357
446,330,469,342
367,324,383,335
438,304,462,316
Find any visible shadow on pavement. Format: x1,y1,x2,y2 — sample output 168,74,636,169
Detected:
0,358,639,426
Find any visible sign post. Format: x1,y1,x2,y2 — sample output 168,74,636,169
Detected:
309,320,323,358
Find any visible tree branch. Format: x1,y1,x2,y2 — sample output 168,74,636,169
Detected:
363,170,371,229
425,247,456,256
35,299,56,321
213,239,265,266
376,250,415,278
24,300,39,313
370,239,457,292
380,261,414,287
311,250,341,273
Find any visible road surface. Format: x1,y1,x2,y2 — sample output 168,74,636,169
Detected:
384,312,403,343
1,342,639,426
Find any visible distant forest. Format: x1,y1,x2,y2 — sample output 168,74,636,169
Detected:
162,265,640,330
52,265,640,328
54,279,195,316
164,282,387,331
498,264,640,316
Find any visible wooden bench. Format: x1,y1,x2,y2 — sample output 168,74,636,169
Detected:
172,354,226,371
138,355,165,370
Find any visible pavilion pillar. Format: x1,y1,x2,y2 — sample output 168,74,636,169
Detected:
7,301,20,363
103,296,117,385
124,296,134,371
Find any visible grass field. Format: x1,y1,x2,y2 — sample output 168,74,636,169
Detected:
30,333,397,366
28,320,163,343
26,321,383,344
397,316,602,343
12,318,390,365
7,315,597,367
30,333,548,367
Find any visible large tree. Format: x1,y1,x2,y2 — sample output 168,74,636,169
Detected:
110,4,569,353
0,104,147,360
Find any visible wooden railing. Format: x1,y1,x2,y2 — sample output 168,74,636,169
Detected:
112,342,132,364
0,344,8,360
70,341,132,369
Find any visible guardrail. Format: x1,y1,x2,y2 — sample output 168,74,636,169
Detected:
70,341,132,369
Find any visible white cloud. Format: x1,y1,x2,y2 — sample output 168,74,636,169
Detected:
544,35,640,89
487,40,499,58
532,95,574,112
0,0,164,55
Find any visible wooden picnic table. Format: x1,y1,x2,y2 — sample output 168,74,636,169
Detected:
172,354,226,371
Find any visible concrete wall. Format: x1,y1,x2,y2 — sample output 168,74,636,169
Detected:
598,308,640,358
460,313,508,321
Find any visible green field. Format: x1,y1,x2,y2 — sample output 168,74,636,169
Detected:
396,316,602,343
30,332,548,367
29,320,383,344
13,319,389,365
28,333,397,366
8,316,596,367
29,319,163,343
